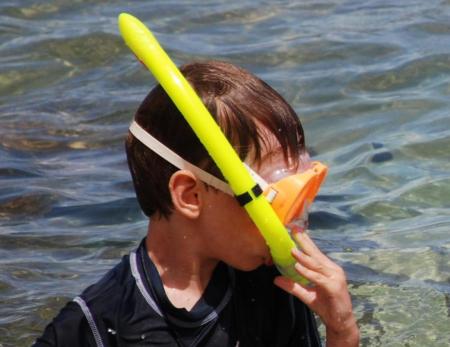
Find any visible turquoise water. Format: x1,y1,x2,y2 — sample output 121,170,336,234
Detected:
1,1,449,346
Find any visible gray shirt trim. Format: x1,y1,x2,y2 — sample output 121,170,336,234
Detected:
130,251,163,316
73,296,105,347
129,250,234,328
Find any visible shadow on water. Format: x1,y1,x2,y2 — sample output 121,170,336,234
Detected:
348,54,450,93
0,192,58,221
0,191,141,226
45,197,142,226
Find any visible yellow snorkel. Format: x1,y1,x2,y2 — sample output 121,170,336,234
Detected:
118,13,311,284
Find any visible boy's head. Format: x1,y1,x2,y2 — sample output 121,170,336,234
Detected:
126,60,307,219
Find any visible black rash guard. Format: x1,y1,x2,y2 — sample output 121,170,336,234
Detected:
33,239,322,347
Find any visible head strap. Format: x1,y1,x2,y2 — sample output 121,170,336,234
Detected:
129,121,270,195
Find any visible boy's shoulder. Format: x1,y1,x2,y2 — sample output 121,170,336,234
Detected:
34,243,168,347
77,252,134,314
33,253,136,347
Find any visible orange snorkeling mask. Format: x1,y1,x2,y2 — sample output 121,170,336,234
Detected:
129,121,328,228
262,161,328,225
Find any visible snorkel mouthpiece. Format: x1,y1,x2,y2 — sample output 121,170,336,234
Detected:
118,13,326,285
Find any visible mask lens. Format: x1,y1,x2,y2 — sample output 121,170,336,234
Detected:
263,162,327,226
266,167,294,183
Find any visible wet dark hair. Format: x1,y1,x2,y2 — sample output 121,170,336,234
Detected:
125,60,306,218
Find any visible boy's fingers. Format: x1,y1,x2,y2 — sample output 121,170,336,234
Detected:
293,230,320,253
294,231,336,267
292,230,320,257
294,262,327,286
292,248,333,277
273,276,317,306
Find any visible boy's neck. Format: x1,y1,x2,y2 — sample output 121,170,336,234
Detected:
145,215,218,311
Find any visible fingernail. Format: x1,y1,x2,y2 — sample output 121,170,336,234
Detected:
291,248,302,257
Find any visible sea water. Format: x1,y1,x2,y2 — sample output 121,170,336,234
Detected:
0,1,449,346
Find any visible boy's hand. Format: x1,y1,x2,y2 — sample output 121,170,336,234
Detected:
273,229,360,347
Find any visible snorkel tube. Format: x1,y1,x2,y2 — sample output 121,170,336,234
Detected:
118,13,308,284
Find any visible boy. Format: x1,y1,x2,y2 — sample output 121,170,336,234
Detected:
34,61,359,346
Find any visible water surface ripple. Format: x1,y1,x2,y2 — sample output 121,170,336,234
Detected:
1,1,449,346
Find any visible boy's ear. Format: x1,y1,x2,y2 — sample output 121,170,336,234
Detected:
168,170,202,219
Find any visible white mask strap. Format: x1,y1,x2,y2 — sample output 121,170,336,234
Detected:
129,121,269,196
129,121,235,195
